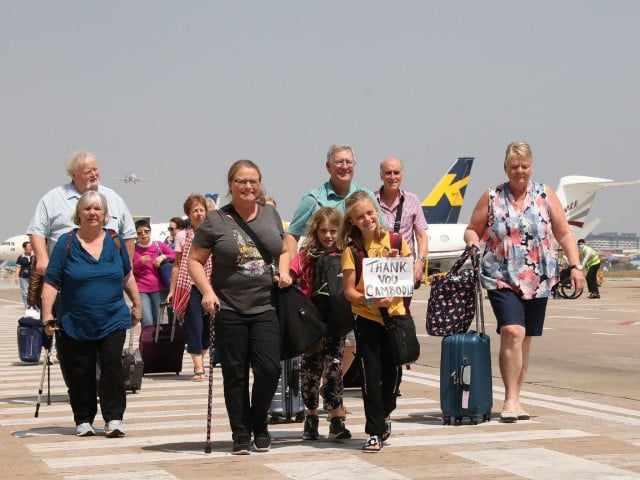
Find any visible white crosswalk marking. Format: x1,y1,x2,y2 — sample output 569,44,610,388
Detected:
2,294,640,479
454,447,640,479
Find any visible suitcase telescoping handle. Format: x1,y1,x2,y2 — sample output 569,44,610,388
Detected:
128,326,135,352
155,303,176,343
470,247,485,335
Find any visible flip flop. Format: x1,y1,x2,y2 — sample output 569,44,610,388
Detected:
192,372,206,382
362,435,382,452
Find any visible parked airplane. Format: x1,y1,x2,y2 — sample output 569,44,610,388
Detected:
0,234,29,266
421,157,474,275
555,176,640,238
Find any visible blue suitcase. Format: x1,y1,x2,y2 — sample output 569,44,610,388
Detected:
17,317,43,363
440,329,492,424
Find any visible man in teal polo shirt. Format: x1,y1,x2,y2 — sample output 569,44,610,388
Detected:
285,144,382,253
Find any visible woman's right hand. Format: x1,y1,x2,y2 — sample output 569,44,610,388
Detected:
201,291,220,318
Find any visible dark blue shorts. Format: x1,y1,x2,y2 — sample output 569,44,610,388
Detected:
487,288,548,336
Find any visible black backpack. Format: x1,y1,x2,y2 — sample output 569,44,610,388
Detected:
311,252,354,338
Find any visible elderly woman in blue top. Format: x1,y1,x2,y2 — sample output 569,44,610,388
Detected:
41,191,142,438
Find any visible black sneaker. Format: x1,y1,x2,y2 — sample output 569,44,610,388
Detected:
232,435,251,455
253,433,271,452
302,414,320,440
328,416,351,440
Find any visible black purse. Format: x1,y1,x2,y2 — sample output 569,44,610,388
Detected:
223,205,327,359
379,308,420,366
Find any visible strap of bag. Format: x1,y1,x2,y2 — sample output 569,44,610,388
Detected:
470,247,485,334
393,196,404,233
222,205,277,276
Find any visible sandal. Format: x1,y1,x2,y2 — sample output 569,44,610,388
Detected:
192,372,206,382
362,435,382,452
381,418,391,442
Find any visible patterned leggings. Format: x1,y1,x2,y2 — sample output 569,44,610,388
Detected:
301,335,346,411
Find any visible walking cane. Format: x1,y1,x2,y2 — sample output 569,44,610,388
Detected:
35,339,52,417
204,311,216,453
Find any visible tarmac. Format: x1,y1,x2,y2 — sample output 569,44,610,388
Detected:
1,276,639,479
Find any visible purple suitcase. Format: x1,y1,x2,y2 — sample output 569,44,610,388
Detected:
139,306,185,375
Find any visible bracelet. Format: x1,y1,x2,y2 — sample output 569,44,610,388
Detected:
417,256,427,263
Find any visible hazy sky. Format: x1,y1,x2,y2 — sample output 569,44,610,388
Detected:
2,1,639,242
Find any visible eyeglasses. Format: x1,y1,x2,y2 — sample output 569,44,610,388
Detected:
233,179,260,186
331,159,355,167
136,229,151,235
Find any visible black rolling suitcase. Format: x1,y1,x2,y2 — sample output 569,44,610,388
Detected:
17,317,43,363
269,356,305,423
439,280,492,425
122,330,144,393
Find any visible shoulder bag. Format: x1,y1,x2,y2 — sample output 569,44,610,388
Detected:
426,246,482,336
154,242,174,290
223,205,327,359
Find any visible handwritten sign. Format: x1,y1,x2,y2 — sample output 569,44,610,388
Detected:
362,257,414,298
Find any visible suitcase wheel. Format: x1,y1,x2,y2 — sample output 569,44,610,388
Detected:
268,415,281,425
454,417,463,425
483,413,491,422
469,416,479,425
442,416,451,425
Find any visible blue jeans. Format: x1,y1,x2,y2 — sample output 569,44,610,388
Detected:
19,277,30,308
215,308,281,438
140,291,168,328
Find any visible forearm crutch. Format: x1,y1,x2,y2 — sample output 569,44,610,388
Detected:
204,313,216,453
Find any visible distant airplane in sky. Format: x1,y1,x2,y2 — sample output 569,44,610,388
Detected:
115,173,145,184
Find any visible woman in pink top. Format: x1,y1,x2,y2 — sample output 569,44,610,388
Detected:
133,219,175,328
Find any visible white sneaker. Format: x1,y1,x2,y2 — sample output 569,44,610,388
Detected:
105,420,125,438
76,423,95,437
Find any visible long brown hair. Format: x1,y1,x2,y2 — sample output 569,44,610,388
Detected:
340,191,386,249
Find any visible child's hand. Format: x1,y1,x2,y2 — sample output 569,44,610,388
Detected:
377,295,393,307
387,248,400,258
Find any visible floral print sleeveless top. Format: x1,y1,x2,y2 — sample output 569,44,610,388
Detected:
481,181,558,299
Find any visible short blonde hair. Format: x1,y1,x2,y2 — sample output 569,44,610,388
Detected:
73,191,109,226
504,141,532,168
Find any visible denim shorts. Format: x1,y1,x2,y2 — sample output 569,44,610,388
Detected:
487,288,548,336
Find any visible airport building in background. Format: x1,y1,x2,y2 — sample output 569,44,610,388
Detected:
585,232,640,252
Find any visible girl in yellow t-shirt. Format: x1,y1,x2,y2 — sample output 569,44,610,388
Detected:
340,191,412,452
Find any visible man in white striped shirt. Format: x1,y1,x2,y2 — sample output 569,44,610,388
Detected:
26,151,136,275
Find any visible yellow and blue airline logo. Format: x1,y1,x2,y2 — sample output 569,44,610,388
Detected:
421,157,474,224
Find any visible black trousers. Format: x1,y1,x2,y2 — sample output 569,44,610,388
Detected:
586,264,600,294
57,328,126,426
215,309,281,439
354,315,402,436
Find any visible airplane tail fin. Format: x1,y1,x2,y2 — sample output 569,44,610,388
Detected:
421,157,474,224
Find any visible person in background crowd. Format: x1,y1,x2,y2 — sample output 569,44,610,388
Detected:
133,219,176,327
375,157,428,287
164,217,184,250
166,195,212,382
15,241,34,308
464,141,584,423
41,191,141,438
188,160,291,455
578,239,601,299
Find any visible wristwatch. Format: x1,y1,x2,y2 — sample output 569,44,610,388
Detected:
570,264,583,271
417,256,427,263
